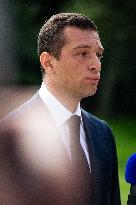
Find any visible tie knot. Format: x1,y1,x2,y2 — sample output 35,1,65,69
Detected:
67,115,81,131
66,115,81,144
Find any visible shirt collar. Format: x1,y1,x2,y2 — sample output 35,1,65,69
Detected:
39,83,81,127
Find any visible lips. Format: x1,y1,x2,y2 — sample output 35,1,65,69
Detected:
85,77,100,84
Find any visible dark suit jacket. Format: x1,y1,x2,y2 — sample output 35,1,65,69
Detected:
0,93,121,205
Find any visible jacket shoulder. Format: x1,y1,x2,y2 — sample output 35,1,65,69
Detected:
81,109,116,147
0,92,46,130
81,109,108,127
81,109,115,140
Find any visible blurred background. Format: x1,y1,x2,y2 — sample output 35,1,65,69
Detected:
0,0,136,204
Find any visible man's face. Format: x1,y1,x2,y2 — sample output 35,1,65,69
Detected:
50,26,104,100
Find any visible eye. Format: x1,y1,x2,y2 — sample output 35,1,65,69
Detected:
78,52,87,56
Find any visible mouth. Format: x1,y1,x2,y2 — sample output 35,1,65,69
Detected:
85,77,100,85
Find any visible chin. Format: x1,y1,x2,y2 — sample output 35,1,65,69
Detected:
82,89,97,98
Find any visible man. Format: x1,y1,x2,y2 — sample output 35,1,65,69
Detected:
0,13,121,204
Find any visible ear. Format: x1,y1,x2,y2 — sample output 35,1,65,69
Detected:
40,52,53,73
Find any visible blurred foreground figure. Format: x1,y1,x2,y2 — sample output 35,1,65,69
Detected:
0,13,121,205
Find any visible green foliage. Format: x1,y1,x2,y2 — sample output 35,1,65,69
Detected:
13,0,65,85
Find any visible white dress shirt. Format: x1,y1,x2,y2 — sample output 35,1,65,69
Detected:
39,83,91,170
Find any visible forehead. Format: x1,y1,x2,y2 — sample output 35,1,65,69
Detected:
63,26,103,50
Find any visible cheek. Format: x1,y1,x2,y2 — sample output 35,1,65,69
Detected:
56,58,84,82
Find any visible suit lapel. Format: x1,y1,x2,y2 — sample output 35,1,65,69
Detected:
14,93,72,182
29,93,72,170
81,110,98,204
82,110,108,204
82,110,113,205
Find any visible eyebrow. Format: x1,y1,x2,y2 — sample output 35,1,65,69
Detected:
73,44,104,52
73,45,92,50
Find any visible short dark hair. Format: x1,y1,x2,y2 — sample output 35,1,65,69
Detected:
37,13,98,76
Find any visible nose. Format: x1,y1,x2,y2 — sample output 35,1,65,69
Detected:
88,55,101,72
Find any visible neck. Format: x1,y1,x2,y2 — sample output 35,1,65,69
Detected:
43,80,81,113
